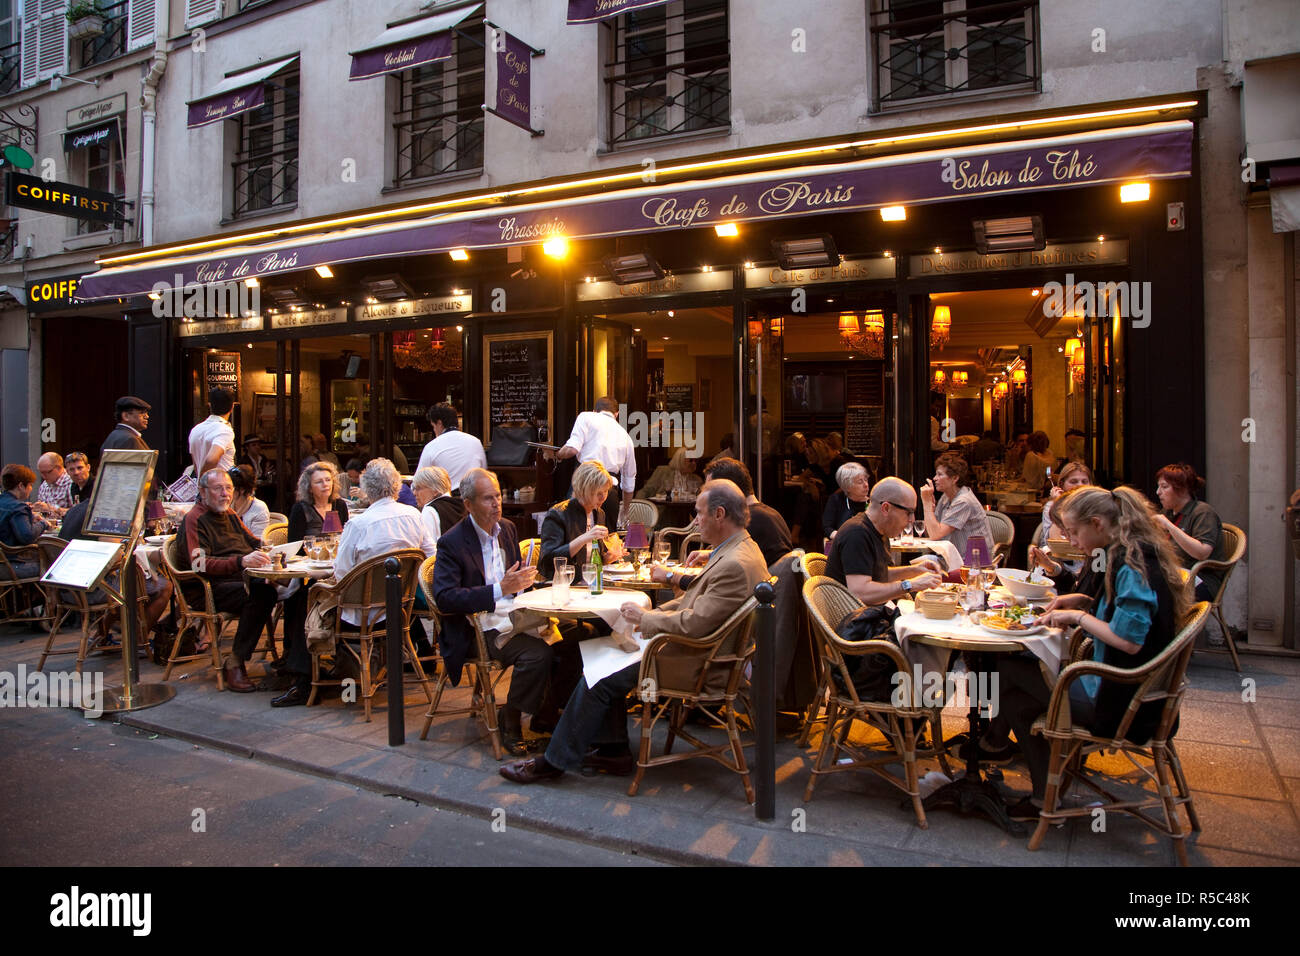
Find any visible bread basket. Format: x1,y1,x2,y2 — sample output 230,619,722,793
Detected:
915,588,959,621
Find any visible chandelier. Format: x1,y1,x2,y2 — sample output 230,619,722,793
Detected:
930,304,951,351
991,381,1009,409
838,310,885,358
393,328,462,372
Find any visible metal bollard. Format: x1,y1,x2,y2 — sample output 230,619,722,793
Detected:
385,556,404,747
752,579,776,822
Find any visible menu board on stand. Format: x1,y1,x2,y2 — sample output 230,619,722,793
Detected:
483,332,553,443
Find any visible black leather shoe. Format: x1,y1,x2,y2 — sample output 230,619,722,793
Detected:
1006,796,1041,820
580,749,635,776
271,681,310,708
499,757,564,785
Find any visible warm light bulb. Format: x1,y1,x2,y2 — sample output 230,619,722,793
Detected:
714,223,739,237
542,237,569,258
879,206,906,222
1119,182,1150,203
449,249,470,261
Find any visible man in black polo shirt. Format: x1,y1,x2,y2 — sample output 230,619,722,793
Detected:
827,477,942,604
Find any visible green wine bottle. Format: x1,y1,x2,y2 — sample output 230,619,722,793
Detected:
591,544,604,594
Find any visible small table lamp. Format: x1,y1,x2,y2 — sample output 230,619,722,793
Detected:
321,510,342,534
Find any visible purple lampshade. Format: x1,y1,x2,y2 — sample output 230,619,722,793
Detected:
624,522,649,550
321,511,342,534
145,500,166,521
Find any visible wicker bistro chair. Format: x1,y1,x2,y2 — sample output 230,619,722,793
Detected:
417,553,508,759
266,512,289,528
801,576,950,828
985,510,1015,567
262,523,289,546
518,538,542,568
792,551,831,747
628,590,765,802
157,534,239,689
1028,602,1211,865
305,549,432,722
35,535,117,673
1185,523,1246,671
0,539,46,624
652,520,696,559
625,498,659,529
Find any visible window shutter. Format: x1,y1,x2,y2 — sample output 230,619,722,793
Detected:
35,0,66,82
185,0,222,30
128,0,158,51
19,11,39,88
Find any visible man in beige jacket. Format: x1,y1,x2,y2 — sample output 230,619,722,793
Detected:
500,479,769,783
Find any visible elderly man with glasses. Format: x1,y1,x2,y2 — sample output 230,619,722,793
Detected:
33,453,75,514
176,468,277,692
826,476,943,605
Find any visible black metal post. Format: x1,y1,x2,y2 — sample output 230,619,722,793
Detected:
385,556,404,747
752,580,776,821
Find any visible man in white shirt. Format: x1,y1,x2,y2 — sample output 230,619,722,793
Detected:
189,387,238,479
417,403,486,491
556,397,637,527
332,458,437,627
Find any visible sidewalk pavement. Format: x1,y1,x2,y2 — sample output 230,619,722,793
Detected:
2,621,1298,866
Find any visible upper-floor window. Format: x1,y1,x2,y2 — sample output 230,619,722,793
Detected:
73,130,125,235
392,14,484,187
76,0,128,70
605,0,729,147
870,0,1039,112
231,65,298,218
0,0,17,94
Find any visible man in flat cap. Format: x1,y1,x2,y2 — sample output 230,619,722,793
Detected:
102,396,151,452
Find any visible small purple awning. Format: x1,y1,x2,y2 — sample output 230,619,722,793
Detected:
349,4,482,81
187,56,298,129
567,0,670,23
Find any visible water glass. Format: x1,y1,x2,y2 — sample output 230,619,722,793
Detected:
960,586,984,614
583,563,597,593
980,567,998,591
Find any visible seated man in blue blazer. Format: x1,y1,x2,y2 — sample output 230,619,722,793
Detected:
433,468,560,756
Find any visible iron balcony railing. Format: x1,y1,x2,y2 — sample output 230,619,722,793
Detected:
605,0,730,146
77,0,130,70
0,40,18,95
231,74,299,218
392,48,484,186
871,0,1039,111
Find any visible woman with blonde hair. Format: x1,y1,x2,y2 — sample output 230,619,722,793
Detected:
288,460,349,542
992,485,1189,819
540,460,625,584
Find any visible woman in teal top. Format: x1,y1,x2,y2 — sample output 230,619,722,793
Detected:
994,485,1189,820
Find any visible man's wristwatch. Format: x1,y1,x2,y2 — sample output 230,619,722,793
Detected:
665,571,675,585
900,578,912,594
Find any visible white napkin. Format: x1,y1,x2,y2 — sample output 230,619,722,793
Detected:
909,539,962,572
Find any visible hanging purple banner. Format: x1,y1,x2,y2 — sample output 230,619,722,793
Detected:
350,31,454,81
76,124,1192,300
187,84,265,129
567,0,670,23
493,31,534,132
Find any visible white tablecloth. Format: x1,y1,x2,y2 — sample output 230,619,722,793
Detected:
512,586,653,684
894,608,1067,679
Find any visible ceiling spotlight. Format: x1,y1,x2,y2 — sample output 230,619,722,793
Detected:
743,261,754,269
455,325,463,332
715,223,739,237
701,265,713,272
314,265,334,278
879,206,906,222
542,236,569,258
449,248,470,261
1031,288,1041,297
667,310,675,317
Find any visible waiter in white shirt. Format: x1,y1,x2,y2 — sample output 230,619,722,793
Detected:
189,386,238,478
417,403,487,491
554,397,637,528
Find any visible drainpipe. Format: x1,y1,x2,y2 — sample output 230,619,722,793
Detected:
139,0,171,247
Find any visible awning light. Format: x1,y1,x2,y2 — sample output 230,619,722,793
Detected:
879,206,906,222
1119,182,1151,202
449,248,469,261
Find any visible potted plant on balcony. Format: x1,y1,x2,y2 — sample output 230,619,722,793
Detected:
66,1,106,41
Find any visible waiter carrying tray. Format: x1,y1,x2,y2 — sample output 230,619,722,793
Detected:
553,397,636,528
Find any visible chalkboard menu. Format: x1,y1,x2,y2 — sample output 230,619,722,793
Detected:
483,331,552,440
663,383,694,414
845,405,884,458
205,351,240,393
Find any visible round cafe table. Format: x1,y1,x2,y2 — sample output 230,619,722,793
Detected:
246,560,335,581
905,620,1064,837
599,562,686,604
511,584,650,622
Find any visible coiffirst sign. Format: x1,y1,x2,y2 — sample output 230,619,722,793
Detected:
25,274,85,314
5,172,117,223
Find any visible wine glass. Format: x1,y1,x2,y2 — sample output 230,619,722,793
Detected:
654,540,672,566
913,519,926,540
582,562,597,593
960,566,978,586
980,566,998,591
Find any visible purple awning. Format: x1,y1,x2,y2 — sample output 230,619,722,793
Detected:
75,122,1193,301
349,5,482,81
186,56,297,129
567,0,671,23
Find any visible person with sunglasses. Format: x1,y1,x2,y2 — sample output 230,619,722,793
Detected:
826,476,943,605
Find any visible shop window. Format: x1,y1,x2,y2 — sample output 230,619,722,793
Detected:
870,0,1039,112
605,0,729,147
231,65,298,218
72,134,125,236
391,14,484,187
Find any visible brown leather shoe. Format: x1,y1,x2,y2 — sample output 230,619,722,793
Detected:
499,757,564,785
223,663,255,693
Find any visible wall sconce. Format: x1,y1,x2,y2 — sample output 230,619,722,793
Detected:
952,370,969,388
930,304,951,351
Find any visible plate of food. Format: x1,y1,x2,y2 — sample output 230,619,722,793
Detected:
603,561,635,574
978,606,1046,636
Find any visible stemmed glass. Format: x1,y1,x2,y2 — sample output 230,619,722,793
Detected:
654,539,672,566
912,519,926,541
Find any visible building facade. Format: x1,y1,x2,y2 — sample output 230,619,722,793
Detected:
48,0,1299,646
